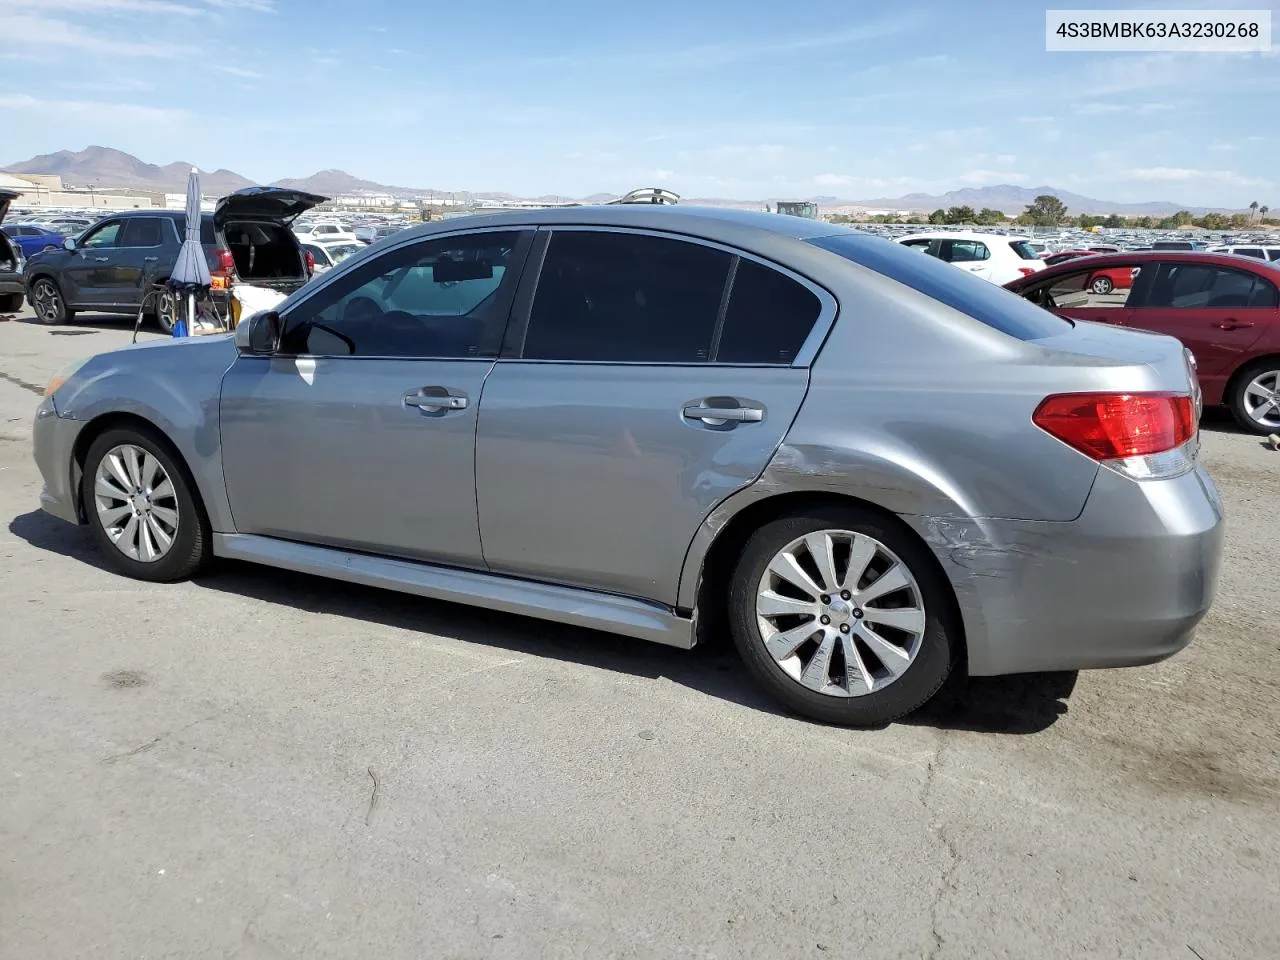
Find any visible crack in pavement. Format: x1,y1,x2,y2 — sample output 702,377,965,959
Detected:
0,370,45,396
99,709,229,765
922,732,961,960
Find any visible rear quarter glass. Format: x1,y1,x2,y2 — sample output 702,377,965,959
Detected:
809,233,1071,341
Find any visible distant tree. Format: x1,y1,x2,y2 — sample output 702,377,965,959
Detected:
1249,200,1260,221
1198,212,1228,230
907,213,927,225
1103,214,1125,229
1134,216,1154,229
1078,214,1100,229
928,208,948,224
974,207,1006,225
945,205,976,223
1261,205,1270,220
1229,213,1250,229
1023,194,1068,226
1173,210,1195,227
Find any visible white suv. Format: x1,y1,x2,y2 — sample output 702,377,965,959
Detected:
897,232,1046,284
294,220,358,243
1206,245,1280,262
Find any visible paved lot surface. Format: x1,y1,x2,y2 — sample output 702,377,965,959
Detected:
1,307,1278,959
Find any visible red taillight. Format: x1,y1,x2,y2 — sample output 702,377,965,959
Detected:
1017,267,1036,276
1032,392,1196,461
304,250,315,274
215,248,236,277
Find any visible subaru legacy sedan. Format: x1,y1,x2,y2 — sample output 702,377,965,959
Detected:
32,206,1224,726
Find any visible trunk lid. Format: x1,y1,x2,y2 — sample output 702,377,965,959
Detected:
213,186,328,229
0,188,17,225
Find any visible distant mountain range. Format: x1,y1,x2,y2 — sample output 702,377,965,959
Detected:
0,146,1247,216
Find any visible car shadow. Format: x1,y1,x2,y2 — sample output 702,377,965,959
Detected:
8,508,1074,735
12,311,160,336
1200,407,1256,437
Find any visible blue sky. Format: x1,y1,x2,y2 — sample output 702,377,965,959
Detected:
0,0,1277,207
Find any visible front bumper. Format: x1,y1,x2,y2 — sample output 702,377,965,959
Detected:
32,397,85,525
905,464,1224,676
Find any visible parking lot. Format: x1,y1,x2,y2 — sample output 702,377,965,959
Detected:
1,308,1278,959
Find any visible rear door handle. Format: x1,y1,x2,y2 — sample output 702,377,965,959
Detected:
143,256,159,262
403,388,468,411
683,404,764,424
1215,319,1254,330
93,256,110,262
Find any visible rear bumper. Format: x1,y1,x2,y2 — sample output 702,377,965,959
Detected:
0,271,23,297
905,464,1224,676
32,398,85,525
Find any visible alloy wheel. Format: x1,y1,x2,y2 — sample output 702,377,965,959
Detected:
93,444,180,562
1091,277,1113,295
755,529,926,698
32,279,61,323
1243,369,1280,430
156,290,176,333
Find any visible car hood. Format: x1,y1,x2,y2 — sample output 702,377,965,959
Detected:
0,188,18,226
213,186,328,228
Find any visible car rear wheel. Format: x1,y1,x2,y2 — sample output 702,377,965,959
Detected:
1090,275,1113,295
152,287,177,334
728,506,955,726
30,277,73,325
1228,360,1280,434
81,426,210,582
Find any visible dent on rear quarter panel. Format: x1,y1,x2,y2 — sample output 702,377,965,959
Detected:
54,336,238,532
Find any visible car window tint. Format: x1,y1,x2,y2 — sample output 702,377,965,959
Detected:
79,222,122,249
1008,240,1039,260
523,231,731,362
810,233,1071,341
1248,275,1278,308
279,230,525,358
1237,249,1265,259
1143,264,1269,309
940,240,988,263
1031,266,1139,310
303,243,327,265
716,258,822,364
120,217,163,247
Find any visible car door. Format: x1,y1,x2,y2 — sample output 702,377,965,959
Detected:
938,239,992,281
1125,261,1274,379
219,228,534,566
112,217,167,306
1019,263,1140,326
474,228,831,606
64,219,124,305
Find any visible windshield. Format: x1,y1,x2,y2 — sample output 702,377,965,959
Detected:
327,244,362,263
1008,240,1040,260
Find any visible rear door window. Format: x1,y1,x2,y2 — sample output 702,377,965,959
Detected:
939,240,989,263
1142,263,1274,309
522,231,731,362
810,232,1071,340
120,217,164,247
716,258,823,364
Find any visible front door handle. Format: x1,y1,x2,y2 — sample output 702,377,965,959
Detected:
143,256,159,262
93,256,110,263
683,404,764,424
404,388,468,411
1215,319,1254,330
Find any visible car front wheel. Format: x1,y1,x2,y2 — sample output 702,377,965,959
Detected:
729,506,955,726
1228,360,1280,435
1090,276,1114,295
81,426,210,582
152,287,177,334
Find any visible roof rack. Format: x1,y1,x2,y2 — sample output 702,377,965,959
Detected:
609,187,680,205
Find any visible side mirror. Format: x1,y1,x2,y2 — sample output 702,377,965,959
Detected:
63,237,76,251
234,310,282,355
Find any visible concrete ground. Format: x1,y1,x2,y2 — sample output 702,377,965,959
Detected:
1,306,1277,960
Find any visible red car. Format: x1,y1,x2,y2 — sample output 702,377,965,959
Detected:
1042,251,1137,295
1006,251,1280,433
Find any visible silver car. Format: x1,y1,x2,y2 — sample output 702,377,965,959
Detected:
32,206,1225,726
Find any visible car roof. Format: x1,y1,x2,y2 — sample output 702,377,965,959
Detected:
894,231,1035,243
388,204,845,248
1007,249,1280,286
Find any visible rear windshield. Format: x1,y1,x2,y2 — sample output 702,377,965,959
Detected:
1152,241,1193,250
809,233,1071,341
1008,240,1040,260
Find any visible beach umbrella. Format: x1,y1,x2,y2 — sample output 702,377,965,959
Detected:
166,167,211,336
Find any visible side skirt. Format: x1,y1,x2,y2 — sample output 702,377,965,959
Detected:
212,533,696,650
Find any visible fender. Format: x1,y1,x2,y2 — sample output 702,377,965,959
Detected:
54,336,239,533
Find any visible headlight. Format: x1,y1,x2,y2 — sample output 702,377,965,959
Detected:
45,357,89,398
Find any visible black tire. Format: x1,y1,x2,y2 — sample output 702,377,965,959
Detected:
1227,359,1280,435
151,287,177,334
81,425,210,583
728,505,956,726
0,292,21,313
29,276,73,325
1090,275,1113,295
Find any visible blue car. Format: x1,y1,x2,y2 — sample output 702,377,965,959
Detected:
1,222,67,258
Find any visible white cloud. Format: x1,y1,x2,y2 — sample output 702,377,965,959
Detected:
957,169,1028,185
2,0,205,14
813,173,852,187
213,65,262,79
995,154,1017,165
1209,142,1236,152
0,93,188,125
1126,167,1269,188
201,0,275,10
1,13,189,57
